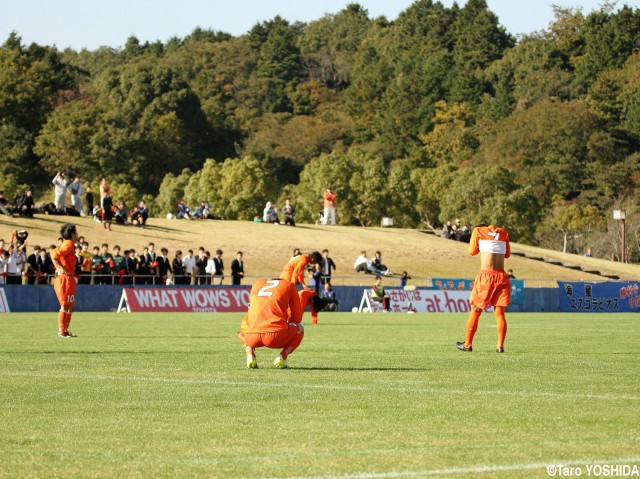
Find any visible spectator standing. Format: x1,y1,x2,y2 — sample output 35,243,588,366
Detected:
322,187,337,225
124,249,137,285
99,243,114,285
79,242,93,285
137,247,150,285
85,187,94,217
231,251,244,285
67,177,86,216
157,248,172,284
282,199,296,226
52,172,68,208
213,249,224,285
321,249,336,285
0,251,8,284
112,246,127,284
183,249,196,285
147,243,159,284
38,248,53,285
26,246,41,285
196,249,209,285
172,250,185,285
6,243,26,284
400,271,412,288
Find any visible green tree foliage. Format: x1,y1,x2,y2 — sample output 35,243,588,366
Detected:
0,33,75,188
535,196,607,253
3,2,640,260
184,157,276,220
438,165,541,242
154,168,194,216
251,16,302,113
298,4,371,90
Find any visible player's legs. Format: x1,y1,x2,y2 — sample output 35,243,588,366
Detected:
299,289,318,324
494,306,507,350
54,277,76,337
261,325,304,360
465,307,482,347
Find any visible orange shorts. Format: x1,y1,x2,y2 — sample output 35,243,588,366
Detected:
470,270,511,310
237,323,304,350
54,275,77,308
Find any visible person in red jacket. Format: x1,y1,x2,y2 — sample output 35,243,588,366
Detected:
322,187,337,225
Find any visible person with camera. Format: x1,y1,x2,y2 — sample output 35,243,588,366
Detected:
52,172,68,208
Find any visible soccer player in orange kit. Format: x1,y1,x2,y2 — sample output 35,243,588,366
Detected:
280,251,323,324
456,224,511,353
50,223,80,337
237,278,305,369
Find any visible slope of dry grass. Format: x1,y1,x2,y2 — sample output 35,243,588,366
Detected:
1,215,636,285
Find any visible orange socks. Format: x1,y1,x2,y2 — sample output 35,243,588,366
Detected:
495,306,507,349
465,310,481,347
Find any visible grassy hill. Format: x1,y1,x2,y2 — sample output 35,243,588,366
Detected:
1,215,636,285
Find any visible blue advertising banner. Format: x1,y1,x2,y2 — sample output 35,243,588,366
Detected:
558,281,640,313
432,277,525,305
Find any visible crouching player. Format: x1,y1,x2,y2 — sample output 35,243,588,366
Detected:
50,223,80,337
237,278,304,369
457,223,511,353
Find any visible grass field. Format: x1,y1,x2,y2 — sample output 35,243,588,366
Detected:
1,312,639,478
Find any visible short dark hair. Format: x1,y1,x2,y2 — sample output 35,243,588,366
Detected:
60,224,77,240
309,251,322,264
216,249,223,255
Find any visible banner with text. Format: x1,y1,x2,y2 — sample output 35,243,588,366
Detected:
558,281,640,313
432,277,525,305
119,287,250,313
363,288,489,313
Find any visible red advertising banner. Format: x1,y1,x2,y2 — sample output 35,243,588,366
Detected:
118,287,250,313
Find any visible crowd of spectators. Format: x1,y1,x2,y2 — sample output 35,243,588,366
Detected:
0,231,246,286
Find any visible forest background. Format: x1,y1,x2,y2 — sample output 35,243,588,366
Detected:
1,0,639,261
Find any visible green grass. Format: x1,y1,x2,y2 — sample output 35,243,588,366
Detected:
1,312,639,478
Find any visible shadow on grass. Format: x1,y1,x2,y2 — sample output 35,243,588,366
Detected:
292,366,430,371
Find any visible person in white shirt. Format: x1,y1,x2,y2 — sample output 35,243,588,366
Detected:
182,249,196,285
354,251,369,273
67,177,86,216
6,244,26,284
52,172,68,208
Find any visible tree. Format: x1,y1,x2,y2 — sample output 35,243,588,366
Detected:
438,165,541,242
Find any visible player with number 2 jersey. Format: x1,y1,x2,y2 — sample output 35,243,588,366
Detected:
237,278,304,369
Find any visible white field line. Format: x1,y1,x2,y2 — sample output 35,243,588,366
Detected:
272,457,640,479
2,371,639,401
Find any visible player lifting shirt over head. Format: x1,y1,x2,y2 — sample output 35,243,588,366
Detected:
456,224,511,353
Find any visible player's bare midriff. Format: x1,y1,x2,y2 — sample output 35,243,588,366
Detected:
479,251,505,271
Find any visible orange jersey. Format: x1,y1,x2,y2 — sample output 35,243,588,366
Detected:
323,192,336,208
468,225,510,258
50,239,77,275
240,278,302,333
280,254,310,285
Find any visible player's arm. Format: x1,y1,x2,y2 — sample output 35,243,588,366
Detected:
294,262,306,286
287,282,303,323
468,227,480,256
504,230,511,259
